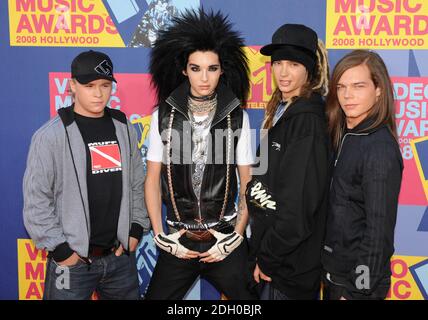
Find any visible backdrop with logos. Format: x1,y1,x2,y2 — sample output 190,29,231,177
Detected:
0,0,427,300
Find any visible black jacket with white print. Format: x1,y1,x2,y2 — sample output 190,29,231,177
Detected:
247,93,330,299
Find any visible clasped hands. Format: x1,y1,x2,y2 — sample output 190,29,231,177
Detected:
153,229,243,263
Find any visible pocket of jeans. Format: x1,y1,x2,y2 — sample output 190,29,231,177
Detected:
52,258,85,270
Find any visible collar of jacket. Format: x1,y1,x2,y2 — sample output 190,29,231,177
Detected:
57,104,128,127
281,92,326,121
165,79,241,126
346,116,387,135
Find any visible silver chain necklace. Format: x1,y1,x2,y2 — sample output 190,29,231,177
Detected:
187,94,217,114
188,107,216,163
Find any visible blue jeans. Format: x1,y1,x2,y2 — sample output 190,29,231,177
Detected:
43,252,139,300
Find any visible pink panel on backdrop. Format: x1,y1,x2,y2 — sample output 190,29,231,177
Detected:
49,72,156,119
393,77,428,205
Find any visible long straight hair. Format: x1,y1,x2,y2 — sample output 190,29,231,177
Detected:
326,50,397,150
262,39,329,129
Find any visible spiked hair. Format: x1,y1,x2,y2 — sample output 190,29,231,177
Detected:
149,9,250,104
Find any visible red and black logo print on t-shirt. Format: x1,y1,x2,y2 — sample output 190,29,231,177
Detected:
88,140,122,175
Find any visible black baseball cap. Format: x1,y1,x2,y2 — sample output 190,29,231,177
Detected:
71,50,117,84
260,24,318,73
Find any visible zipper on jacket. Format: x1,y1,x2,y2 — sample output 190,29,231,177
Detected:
330,132,370,190
166,98,190,120
126,122,132,254
63,125,91,259
166,97,240,126
334,132,370,167
211,98,240,127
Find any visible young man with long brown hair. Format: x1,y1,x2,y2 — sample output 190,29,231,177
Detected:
322,50,403,300
246,24,330,300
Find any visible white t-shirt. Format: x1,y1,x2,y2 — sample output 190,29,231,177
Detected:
147,109,254,165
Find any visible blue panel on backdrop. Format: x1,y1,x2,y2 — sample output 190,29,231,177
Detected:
201,279,221,300
408,50,421,77
409,259,428,299
418,207,428,232
412,51,428,77
202,0,326,44
104,0,148,44
395,206,428,256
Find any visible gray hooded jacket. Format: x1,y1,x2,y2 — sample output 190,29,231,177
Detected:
23,106,150,258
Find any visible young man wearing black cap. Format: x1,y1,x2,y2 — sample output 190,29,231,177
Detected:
23,50,149,300
246,24,330,300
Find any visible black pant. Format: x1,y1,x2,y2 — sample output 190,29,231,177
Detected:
258,282,290,300
322,272,390,300
145,235,256,300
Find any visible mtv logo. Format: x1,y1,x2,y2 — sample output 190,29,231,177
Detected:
411,136,428,202
136,232,158,295
106,0,140,23
409,259,428,300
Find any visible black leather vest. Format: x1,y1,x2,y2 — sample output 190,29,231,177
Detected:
158,81,244,225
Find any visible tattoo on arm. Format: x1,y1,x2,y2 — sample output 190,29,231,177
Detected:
236,193,247,225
